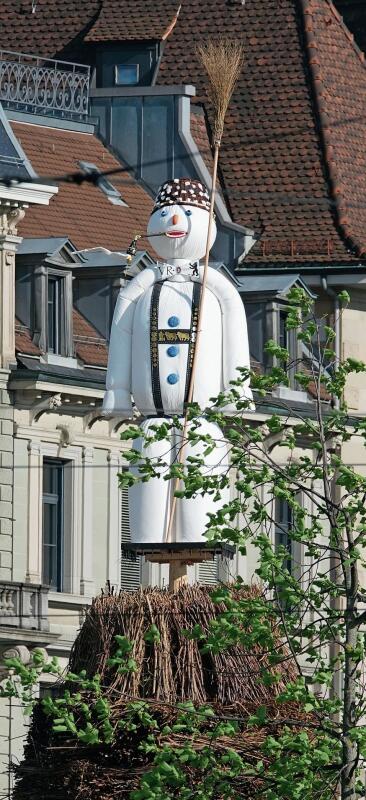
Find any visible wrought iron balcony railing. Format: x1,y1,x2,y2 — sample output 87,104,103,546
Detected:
0,50,90,120
0,582,49,631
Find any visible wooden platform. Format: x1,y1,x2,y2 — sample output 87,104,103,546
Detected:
122,541,235,562
121,542,236,591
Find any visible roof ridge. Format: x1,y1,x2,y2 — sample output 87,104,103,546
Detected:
162,3,181,40
300,0,366,256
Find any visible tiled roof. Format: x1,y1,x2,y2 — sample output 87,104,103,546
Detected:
4,0,366,267
0,0,180,54
190,110,213,175
0,0,100,58
73,308,108,367
15,310,108,369
12,121,153,253
85,0,181,42
157,0,366,265
15,320,41,356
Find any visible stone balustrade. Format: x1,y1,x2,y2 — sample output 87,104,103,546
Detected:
0,582,48,631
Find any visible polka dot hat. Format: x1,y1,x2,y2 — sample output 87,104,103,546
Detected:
152,178,211,213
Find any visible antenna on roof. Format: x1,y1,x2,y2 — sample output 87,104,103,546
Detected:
31,0,37,12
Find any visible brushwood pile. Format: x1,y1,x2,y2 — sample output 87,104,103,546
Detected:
13,585,306,799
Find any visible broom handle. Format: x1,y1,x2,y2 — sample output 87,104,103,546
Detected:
164,144,220,543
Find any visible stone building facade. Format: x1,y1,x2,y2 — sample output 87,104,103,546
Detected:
0,0,364,791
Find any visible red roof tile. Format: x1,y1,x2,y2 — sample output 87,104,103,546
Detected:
15,320,41,355
11,121,153,253
190,110,213,175
157,0,366,264
15,310,108,369
301,0,366,257
85,0,181,42
0,0,100,58
4,0,366,266
0,0,180,54
73,308,108,367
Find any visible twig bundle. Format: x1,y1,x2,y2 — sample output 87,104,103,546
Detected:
69,585,296,704
196,40,244,145
13,586,306,800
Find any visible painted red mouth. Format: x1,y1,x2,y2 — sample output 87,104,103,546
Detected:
166,231,186,238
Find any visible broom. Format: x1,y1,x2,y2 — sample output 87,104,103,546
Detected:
164,40,244,545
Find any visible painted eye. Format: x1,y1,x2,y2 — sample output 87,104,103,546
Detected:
160,209,168,217
185,209,192,216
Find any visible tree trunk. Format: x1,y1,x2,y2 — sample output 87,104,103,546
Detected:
341,621,358,800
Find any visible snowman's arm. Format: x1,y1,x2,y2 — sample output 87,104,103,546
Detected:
204,269,253,407
103,268,157,416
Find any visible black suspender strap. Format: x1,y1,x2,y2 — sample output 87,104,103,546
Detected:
150,281,164,416
184,280,202,406
150,280,202,416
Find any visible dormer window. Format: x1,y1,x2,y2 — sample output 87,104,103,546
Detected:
15,238,77,365
47,274,63,355
115,64,139,86
95,42,160,88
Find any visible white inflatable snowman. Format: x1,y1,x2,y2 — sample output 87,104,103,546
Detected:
103,177,252,544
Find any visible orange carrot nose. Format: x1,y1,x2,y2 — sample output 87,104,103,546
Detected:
172,214,179,225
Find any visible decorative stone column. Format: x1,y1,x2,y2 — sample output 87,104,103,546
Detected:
0,205,24,370
107,450,121,589
80,446,95,596
0,205,25,582
26,441,42,584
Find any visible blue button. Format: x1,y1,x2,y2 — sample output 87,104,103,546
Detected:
167,373,179,384
167,345,179,357
168,316,180,328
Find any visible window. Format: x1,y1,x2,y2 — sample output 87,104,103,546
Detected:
78,161,126,206
47,275,63,354
44,269,73,358
279,310,288,351
115,64,139,86
42,459,64,591
276,308,299,389
246,302,267,371
274,498,293,574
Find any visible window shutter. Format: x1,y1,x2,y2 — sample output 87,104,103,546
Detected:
120,486,143,590
198,556,219,585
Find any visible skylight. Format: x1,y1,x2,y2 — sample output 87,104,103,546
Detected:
78,161,127,207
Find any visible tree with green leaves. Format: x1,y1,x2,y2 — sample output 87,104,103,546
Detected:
119,286,366,799
6,286,366,800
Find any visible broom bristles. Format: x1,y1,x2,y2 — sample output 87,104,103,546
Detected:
196,39,244,146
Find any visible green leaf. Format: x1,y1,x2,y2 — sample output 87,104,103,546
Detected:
338,290,350,304
144,625,161,644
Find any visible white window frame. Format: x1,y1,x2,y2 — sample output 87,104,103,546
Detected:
26,442,86,596
114,63,139,86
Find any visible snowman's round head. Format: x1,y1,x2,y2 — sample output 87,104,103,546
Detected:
147,178,217,262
